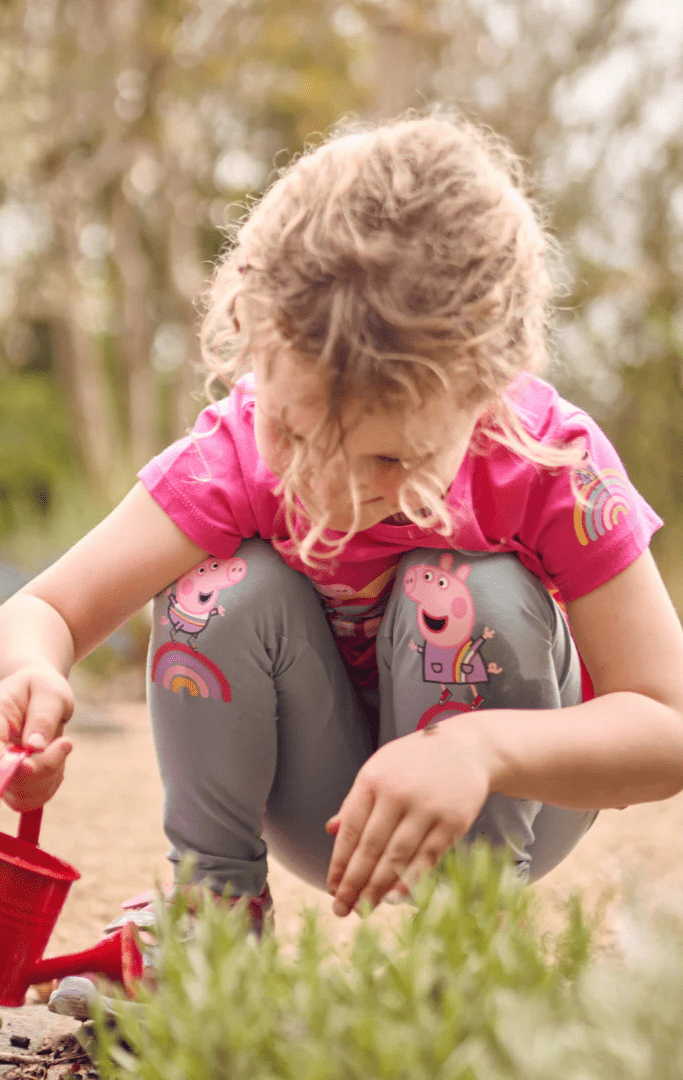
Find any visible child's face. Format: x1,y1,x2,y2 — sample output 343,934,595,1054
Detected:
253,353,482,533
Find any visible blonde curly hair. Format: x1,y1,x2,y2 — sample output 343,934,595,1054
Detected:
200,112,577,565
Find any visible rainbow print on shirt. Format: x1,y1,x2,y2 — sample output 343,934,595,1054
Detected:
573,462,632,546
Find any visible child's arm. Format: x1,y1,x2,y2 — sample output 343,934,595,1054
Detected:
478,549,683,807
0,482,207,810
327,550,683,914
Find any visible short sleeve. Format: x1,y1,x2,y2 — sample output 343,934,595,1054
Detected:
137,387,272,558
519,411,662,602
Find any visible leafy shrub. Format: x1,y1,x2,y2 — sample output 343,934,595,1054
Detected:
92,846,683,1080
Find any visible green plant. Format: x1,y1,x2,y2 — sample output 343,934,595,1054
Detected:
91,844,683,1078
92,846,613,1080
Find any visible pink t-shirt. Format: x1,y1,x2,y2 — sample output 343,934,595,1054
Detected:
139,373,661,691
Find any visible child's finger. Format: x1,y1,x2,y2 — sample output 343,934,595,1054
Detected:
22,736,73,776
325,814,341,836
22,684,73,751
326,789,374,898
330,800,403,916
4,737,73,810
353,814,433,911
388,824,455,902
0,687,29,746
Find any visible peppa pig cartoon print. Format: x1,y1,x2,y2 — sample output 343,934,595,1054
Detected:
161,556,247,648
404,554,502,725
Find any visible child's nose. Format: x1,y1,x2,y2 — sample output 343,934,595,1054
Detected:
369,460,404,502
374,477,401,503
316,453,349,499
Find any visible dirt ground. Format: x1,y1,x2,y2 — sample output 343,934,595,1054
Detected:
3,677,683,1072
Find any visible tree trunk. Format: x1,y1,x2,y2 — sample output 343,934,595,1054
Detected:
110,192,156,468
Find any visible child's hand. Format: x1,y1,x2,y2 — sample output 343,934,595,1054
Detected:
326,722,492,916
0,665,74,811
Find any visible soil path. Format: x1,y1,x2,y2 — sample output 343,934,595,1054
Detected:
3,689,683,1072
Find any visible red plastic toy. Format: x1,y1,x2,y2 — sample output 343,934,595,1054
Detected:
0,746,143,1007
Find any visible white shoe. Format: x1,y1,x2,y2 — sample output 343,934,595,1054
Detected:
48,976,114,1021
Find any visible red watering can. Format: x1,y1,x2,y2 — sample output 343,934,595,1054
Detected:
0,746,143,1007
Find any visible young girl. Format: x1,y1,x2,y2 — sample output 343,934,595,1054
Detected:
2,115,683,957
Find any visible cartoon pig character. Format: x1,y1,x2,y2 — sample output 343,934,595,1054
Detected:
161,555,247,648
404,553,501,700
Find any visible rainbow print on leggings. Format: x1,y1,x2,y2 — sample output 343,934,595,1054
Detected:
151,641,232,701
573,467,631,546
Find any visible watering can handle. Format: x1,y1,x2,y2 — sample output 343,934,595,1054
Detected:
0,746,43,846
18,808,43,845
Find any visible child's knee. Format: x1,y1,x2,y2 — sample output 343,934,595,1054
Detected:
150,540,312,650
389,550,557,657
383,548,579,717
464,796,597,882
465,794,542,879
397,549,552,626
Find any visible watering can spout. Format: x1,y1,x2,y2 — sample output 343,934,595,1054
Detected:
28,922,144,994
0,923,144,1008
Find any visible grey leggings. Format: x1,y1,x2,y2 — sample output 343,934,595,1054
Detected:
148,541,597,897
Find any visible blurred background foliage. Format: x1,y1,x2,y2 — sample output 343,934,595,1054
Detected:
1,0,682,614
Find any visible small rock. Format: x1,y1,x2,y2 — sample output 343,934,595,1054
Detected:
37,1032,81,1057
9,1034,30,1049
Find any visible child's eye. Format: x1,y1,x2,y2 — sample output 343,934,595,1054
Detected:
284,426,304,443
375,456,402,466
276,424,304,444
